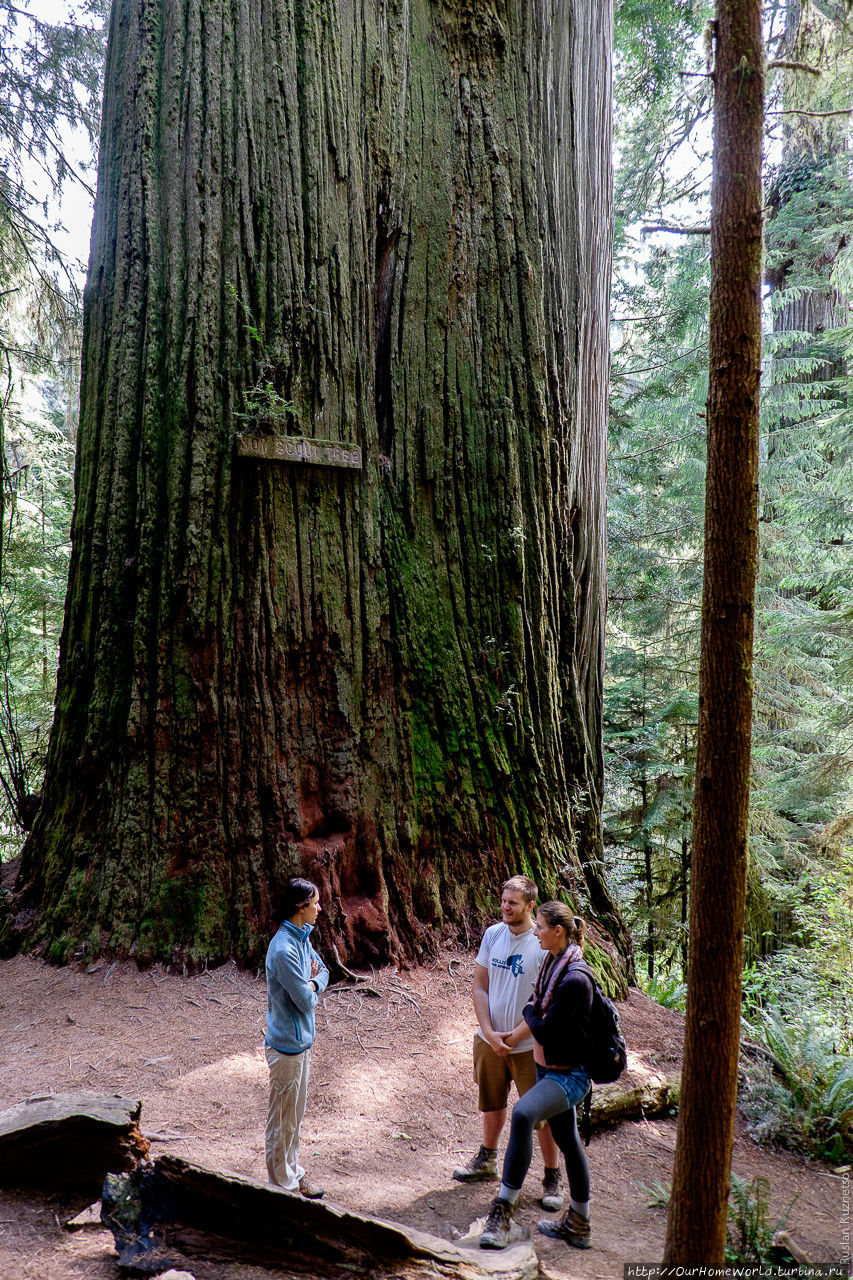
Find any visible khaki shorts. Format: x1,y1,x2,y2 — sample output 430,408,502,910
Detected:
473,1033,537,1112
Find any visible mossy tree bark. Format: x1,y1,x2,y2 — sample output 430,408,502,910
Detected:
10,0,628,970
663,0,763,1265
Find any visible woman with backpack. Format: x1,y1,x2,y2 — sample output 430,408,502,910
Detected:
479,902,594,1252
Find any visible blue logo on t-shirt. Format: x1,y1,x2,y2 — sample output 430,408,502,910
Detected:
492,954,525,977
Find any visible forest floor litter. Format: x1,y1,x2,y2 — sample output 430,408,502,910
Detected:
0,949,847,1279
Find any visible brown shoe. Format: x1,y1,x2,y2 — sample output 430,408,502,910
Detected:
299,1175,324,1199
539,1167,564,1211
480,1196,529,1250
537,1206,591,1249
453,1144,498,1182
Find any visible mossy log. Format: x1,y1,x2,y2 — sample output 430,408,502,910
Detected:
101,1154,537,1279
0,1092,148,1195
589,1072,681,1133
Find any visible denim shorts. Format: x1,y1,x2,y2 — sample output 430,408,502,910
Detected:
536,1063,590,1108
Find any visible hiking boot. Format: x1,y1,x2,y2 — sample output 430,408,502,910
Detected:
452,1144,498,1182
298,1175,324,1199
537,1206,591,1249
480,1196,529,1249
539,1167,564,1211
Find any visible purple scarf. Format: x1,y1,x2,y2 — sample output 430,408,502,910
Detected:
532,943,584,1013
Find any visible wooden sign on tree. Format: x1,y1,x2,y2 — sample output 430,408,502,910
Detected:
236,434,362,469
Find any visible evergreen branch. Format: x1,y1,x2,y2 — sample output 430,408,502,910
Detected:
4,201,84,317
15,113,97,200
666,177,712,206
767,107,853,117
613,430,705,461
3,2,99,30
1,345,56,361
642,223,711,236
1,345,77,366
612,313,673,323
766,60,822,76
611,523,704,540
620,344,707,376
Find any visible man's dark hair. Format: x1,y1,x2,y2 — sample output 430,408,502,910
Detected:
278,876,319,921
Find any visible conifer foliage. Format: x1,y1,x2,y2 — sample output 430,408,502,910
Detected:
0,0,105,279
609,0,853,998
611,0,853,1177
0,0,105,852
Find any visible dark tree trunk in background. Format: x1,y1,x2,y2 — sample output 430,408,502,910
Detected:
765,0,849,456
7,0,629,974
679,832,688,973
641,776,654,981
664,0,763,1265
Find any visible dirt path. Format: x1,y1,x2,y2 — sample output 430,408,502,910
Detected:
0,950,848,1278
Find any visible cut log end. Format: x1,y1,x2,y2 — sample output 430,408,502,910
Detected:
0,1092,148,1195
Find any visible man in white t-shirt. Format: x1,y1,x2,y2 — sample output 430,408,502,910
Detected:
451,875,564,1212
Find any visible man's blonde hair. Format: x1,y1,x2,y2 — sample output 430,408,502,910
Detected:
502,875,538,905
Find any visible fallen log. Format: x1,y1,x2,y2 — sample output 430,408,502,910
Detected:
589,1068,681,1133
101,1154,537,1280
771,1230,813,1266
0,1092,148,1195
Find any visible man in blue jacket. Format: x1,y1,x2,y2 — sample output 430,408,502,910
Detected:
265,876,329,1198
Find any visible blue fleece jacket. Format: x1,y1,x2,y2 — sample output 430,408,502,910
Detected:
265,919,329,1055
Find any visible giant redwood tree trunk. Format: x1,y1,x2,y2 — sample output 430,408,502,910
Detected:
8,0,628,970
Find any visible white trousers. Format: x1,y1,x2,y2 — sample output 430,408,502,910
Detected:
265,1044,311,1190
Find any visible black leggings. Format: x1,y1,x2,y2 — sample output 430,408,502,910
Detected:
501,1076,590,1202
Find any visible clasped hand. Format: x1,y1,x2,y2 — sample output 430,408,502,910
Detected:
492,1027,524,1056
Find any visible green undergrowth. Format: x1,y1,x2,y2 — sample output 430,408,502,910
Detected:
633,954,853,1163
726,1174,796,1266
738,934,853,1163
627,1172,794,1264
740,1011,853,1163
633,1174,798,1266
639,968,687,1012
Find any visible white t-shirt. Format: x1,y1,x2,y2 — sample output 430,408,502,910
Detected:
475,921,544,1055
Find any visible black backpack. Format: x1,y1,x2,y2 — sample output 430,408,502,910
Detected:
569,959,627,1085
569,960,627,1146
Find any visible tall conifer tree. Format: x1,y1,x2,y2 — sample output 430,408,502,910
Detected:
664,0,764,1262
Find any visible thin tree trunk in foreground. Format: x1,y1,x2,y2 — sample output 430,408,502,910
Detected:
664,0,763,1264
4,0,629,974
